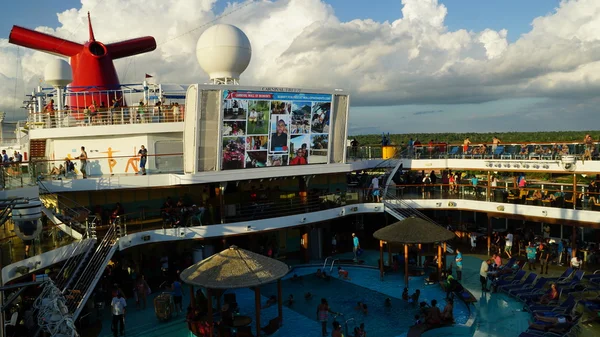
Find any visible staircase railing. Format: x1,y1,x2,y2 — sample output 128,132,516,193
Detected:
67,224,118,321
37,179,93,237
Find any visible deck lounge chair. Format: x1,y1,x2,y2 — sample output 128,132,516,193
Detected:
528,295,576,314
496,270,526,288
545,268,574,283
510,278,547,297
501,273,537,293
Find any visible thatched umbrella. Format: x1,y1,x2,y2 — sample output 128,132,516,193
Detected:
180,245,290,337
373,216,455,288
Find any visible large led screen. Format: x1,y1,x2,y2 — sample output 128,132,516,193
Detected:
221,90,332,170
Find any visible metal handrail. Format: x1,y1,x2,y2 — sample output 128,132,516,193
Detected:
330,259,340,272
323,256,332,270
344,318,355,337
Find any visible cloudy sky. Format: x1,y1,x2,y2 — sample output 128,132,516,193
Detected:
1,0,598,134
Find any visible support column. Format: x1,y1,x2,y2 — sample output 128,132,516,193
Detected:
190,286,195,309
573,174,577,210
572,226,577,258
404,244,409,288
301,229,309,263
255,287,261,337
207,289,213,336
487,171,491,201
388,243,392,269
443,242,447,271
277,279,283,322
487,217,492,256
418,244,422,266
217,184,226,224
379,240,384,280
437,244,442,278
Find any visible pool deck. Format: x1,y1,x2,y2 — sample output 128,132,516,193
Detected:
89,250,599,337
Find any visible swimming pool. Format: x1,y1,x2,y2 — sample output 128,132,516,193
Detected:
261,266,470,337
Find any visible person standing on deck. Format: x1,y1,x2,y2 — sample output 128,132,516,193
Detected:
455,249,463,281
76,146,88,179
138,145,148,175
352,233,360,262
111,290,126,337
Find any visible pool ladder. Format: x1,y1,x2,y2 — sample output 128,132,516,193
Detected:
329,259,340,272
323,256,333,269
344,318,355,337
323,257,340,272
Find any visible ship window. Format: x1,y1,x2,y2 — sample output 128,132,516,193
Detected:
154,141,183,172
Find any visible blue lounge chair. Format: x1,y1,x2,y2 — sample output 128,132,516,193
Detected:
520,288,552,303
501,273,537,292
556,270,584,286
528,295,575,314
510,278,547,297
583,270,600,281
547,267,574,284
447,146,459,158
496,270,526,288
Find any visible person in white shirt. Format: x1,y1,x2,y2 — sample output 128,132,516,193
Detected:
570,256,581,269
111,291,127,336
505,232,513,259
370,176,381,202
470,233,477,252
480,259,491,292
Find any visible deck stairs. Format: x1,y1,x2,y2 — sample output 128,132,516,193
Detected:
383,187,454,253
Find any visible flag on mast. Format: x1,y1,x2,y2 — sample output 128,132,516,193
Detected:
145,74,153,78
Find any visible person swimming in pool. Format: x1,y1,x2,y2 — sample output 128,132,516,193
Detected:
286,294,294,306
337,267,351,280
354,302,368,315
402,288,409,301
305,292,313,300
384,298,392,307
410,289,421,305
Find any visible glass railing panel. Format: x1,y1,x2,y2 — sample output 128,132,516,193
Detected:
26,105,186,130
346,141,598,160
31,153,183,180
387,183,595,211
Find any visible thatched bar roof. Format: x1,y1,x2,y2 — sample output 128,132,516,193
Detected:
180,245,290,289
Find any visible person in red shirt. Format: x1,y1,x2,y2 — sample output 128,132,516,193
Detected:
290,148,307,165
43,99,56,126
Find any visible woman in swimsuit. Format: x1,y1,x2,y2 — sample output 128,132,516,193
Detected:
317,298,339,337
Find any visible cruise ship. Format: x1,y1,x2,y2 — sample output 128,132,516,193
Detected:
1,13,598,337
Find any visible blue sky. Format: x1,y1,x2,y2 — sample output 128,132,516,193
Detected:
4,0,594,134
1,0,559,41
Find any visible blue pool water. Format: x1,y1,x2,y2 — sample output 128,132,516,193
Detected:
261,266,470,337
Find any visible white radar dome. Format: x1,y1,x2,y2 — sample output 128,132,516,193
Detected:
44,58,73,87
196,24,252,83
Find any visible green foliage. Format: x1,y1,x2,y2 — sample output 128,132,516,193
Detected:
350,131,598,146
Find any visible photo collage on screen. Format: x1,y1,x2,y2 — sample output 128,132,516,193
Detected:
222,91,332,170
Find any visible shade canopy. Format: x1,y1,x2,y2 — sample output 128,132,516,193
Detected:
180,245,290,289
373,216,455,244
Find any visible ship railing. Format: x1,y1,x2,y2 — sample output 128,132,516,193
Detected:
346,141,600,160
26,105,185,129
385,182,594,210
29,152,183,180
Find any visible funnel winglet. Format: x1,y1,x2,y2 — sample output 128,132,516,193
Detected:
87,12,95,42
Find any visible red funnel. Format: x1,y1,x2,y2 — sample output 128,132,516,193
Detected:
9,12,157,109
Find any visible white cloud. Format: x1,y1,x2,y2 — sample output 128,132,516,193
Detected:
1,0,600,130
